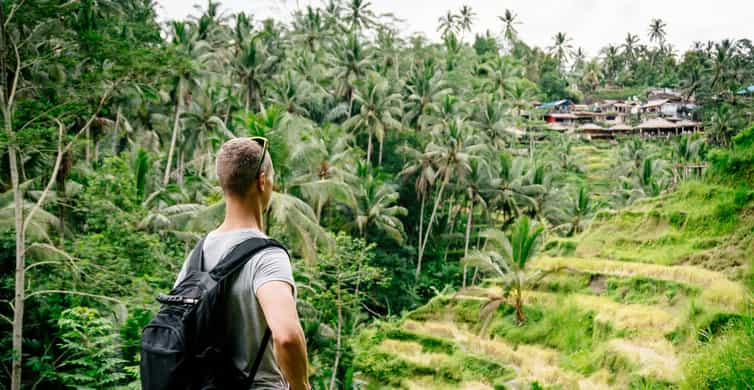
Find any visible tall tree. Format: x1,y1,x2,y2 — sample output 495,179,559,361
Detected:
548,32,574,69
498,9,520,46
343,73,402,165
648,18,667,46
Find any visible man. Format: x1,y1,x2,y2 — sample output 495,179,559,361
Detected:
173,137,310,389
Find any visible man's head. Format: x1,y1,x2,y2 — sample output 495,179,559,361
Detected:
216,137,274,211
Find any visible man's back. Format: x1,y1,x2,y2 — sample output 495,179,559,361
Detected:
174,228,295,389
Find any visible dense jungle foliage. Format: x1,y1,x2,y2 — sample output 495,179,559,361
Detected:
1,0,753,389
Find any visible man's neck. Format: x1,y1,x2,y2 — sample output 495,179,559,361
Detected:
218,196,264,233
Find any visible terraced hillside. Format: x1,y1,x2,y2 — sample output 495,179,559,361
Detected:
353,177,753,389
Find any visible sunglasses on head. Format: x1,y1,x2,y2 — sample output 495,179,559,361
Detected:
250,136,268,178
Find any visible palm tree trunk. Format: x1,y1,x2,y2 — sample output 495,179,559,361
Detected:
378,138,383,166
417,195,425,262
163,89,183,186
366,129,373,164
515,279,525,324
416,173,449,280
442,196,456,263
462,197,474,288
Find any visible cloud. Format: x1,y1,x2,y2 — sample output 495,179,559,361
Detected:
155,0,754,55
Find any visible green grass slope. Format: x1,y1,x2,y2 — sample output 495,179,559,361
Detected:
353,132,754,389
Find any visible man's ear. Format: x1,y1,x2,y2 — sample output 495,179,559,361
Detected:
257,171,267,191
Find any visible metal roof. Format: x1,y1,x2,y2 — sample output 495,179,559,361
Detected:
737,85,754,95
537,99,573,109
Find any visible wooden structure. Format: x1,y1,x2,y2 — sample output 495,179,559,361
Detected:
577,123,611,139
608,123,633,136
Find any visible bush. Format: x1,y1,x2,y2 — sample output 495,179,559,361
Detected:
707,124,754,185
55,307,128,388
681,312,754,389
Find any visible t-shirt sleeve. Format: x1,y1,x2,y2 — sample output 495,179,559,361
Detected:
173,251,192,289
252,247,296,298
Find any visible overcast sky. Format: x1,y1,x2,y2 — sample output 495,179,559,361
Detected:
155,0,753,57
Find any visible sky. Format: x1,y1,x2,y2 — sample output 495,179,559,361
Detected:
155,0,753,57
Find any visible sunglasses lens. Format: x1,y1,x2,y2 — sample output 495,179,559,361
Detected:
252,137,266,148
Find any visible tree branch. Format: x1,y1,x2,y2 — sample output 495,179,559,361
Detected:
22,119,64,234
7,39,20,111
3,0,26,29
22,84,116,235
24,290,122,304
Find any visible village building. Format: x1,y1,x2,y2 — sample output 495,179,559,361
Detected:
577,123,611,140
607,123,634,136
537,99,574,113
536,89,703,138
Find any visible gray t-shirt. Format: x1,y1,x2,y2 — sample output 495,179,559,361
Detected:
174,228,296,389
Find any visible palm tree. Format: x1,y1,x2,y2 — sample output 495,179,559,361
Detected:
349,166,408,242
330,33,372,111
461,158,491,288
548,32,574,69
163,21,209,186
437,11,458,39
233,34,277,112
179,86,236,179
545,186,598,236
289,125,358,222
343,73,402,165
481,56,523,97
416,117,475,280
293,6,328,52
571,47,587,74
399,143,436,260
490,154,544,224
404,59,452,129
707,104,740,146
506,79,536,118
472,95,508,144
268,70,315,117
671,135,705,182
498,9,520,45
601,45,621,83
638,158,668,197
461,215,544,324
623,33,640,65
581,59,603,92
648,18,667,45
710,39,738,89
458,5,475,40
345,0,377,31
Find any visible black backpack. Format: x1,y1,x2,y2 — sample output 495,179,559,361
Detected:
140,236,287,390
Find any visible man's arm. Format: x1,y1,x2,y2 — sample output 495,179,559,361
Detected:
257,281,310,390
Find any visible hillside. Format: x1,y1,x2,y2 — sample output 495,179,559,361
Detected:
353,146,754,389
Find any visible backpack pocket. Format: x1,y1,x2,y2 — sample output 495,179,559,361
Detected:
141,310,190,390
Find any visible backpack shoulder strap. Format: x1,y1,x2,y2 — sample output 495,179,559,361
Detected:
243,328,272,387
210,237,284,384
186,235,208,273
209,237,287,281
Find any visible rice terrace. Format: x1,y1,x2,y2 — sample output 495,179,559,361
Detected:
1,0,753,389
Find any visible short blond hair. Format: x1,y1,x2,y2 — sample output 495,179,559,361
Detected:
216,138,268,196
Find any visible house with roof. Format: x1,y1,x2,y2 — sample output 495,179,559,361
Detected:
537,99,574,113
577,123,611,140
